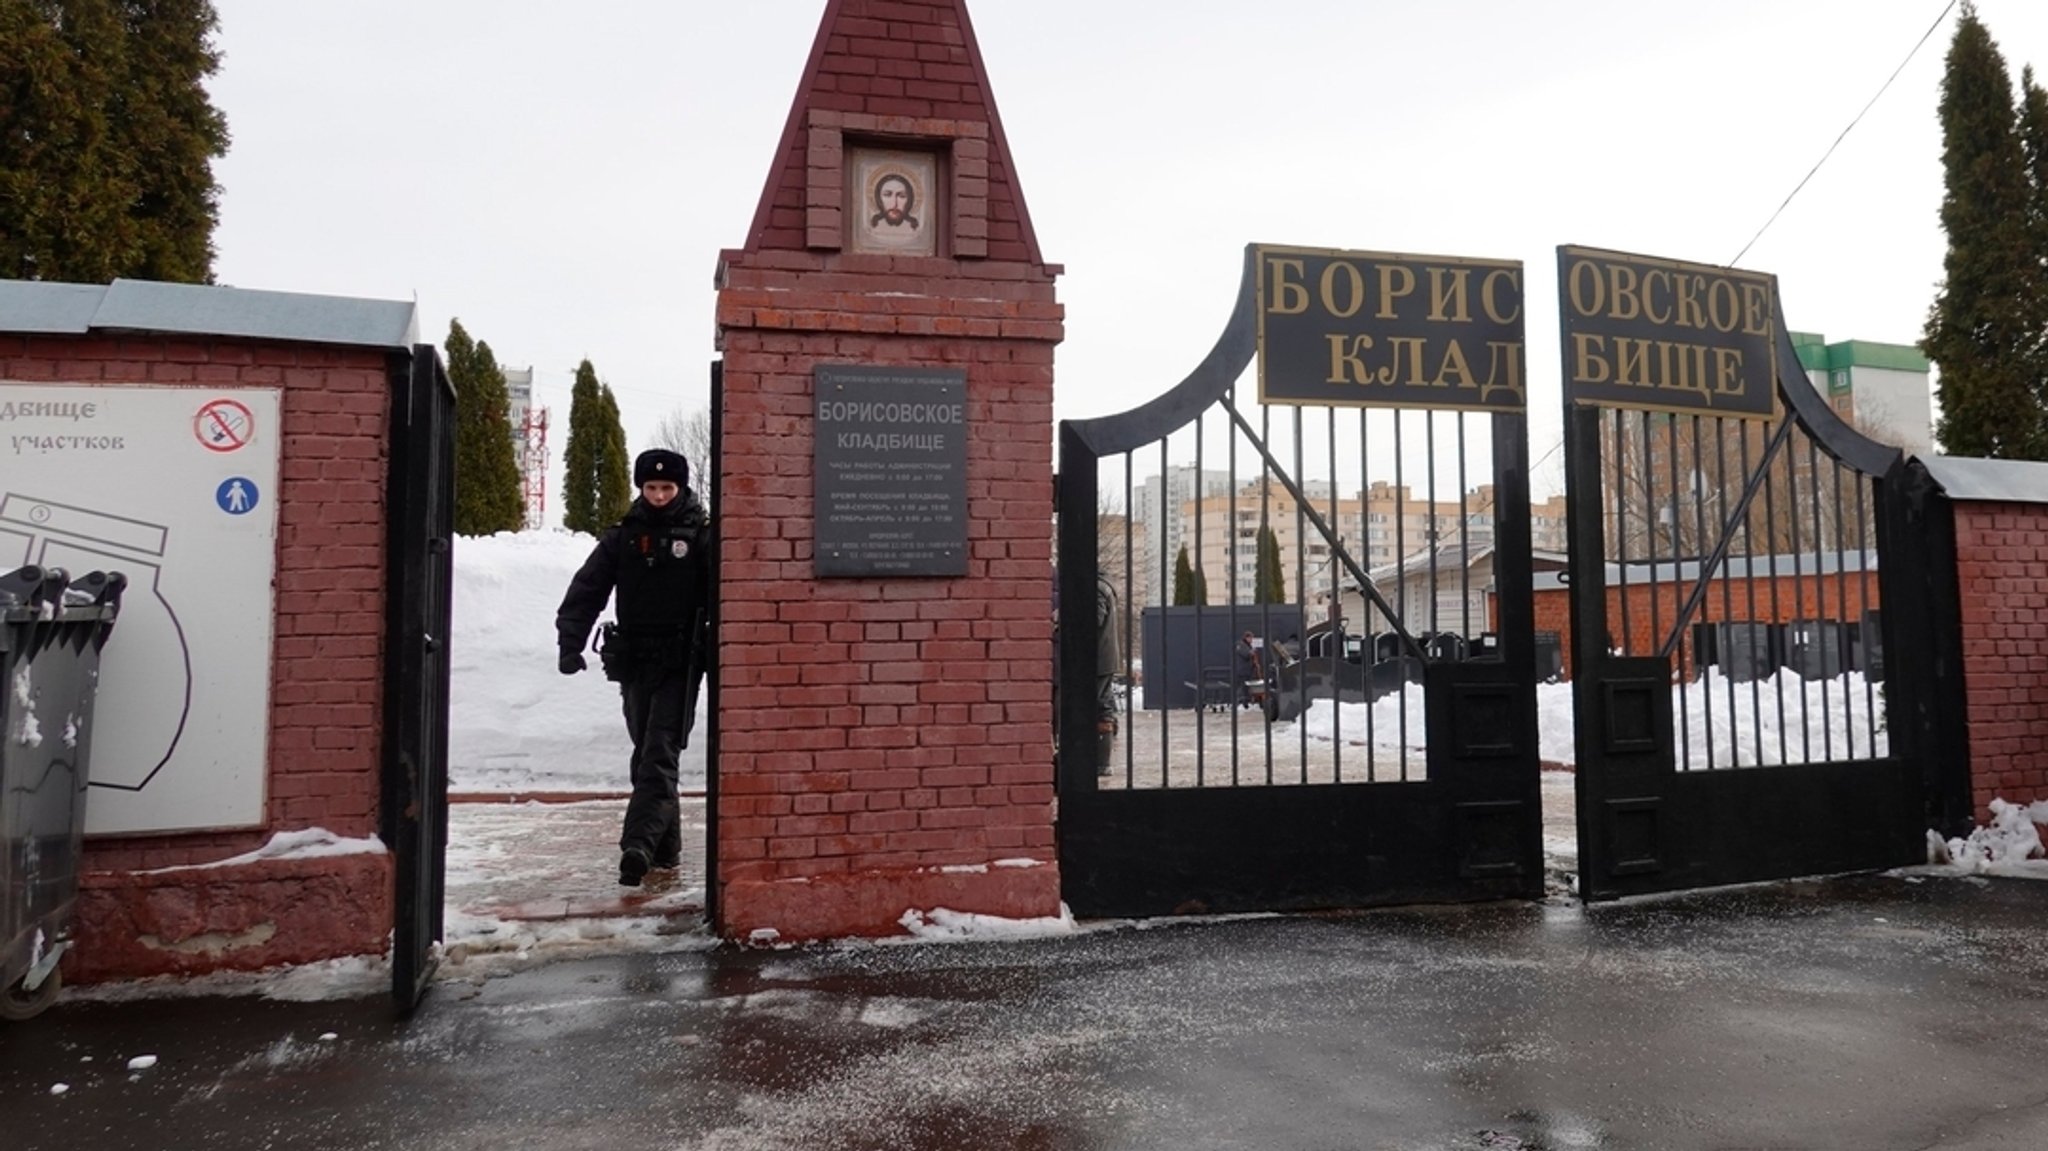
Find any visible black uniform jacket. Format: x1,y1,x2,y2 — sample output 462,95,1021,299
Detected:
556,491,713,667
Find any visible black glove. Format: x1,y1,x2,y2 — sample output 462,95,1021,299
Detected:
559,650,586,676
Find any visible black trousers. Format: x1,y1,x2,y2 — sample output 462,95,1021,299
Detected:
618,670,691,860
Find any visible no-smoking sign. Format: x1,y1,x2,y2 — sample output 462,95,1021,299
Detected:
194,398,254,452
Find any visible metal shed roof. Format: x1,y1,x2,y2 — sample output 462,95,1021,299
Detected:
0,278,418,351
1918,454,2048,505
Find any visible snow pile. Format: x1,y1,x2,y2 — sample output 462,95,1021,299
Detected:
935,860,1047,874
1924,799,2048,878
63,952,390,1006
1297,684,1430,752
1294,669,1886,769
11,663,39,747
138,828,385,873
449,529,707,793
896,905,1077,943
1669,669,1887,767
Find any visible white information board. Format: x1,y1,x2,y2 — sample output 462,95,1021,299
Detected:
2,384,280,834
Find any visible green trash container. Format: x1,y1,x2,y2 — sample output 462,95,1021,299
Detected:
1,565,124,1021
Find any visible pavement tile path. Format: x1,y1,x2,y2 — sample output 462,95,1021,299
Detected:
444,796,707,926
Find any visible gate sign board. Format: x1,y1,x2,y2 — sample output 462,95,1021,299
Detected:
1,384,279,835
813,364,968,577
1255,244,1525,411
1558,246,1777,417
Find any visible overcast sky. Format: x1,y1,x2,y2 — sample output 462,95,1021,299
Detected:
204,1,2048,505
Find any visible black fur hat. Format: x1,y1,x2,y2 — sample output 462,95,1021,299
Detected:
634,448,687,488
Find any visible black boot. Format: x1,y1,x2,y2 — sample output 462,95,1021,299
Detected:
619,847,651,887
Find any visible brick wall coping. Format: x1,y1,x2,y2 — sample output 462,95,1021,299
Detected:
0,278,418,350
1920,455,2048,505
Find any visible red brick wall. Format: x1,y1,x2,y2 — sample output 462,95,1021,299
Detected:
1531,590,1570,672
1954,501,2048,819
1532,572,1879,681
716,292,1060,941
2,332,393,975
713,0,1062,940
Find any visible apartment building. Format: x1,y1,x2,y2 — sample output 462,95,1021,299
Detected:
1178,478,1509,604
1133,465,1235,590
1790,331,1932,456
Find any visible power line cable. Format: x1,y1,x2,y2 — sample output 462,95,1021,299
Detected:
1728,0,1957,266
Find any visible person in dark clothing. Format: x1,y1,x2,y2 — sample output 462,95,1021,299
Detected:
1235,630,1263,708
555,448,714,886
1089,572,1121,773
1052,569,1122,776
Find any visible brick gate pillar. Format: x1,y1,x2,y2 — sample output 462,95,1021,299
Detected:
711,0,1063,941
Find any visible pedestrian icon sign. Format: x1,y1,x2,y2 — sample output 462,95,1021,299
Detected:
216,477,258,515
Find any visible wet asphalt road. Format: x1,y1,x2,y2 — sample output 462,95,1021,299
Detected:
5,873,2048,1151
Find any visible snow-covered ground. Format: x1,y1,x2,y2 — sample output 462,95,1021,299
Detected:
450,529,706,794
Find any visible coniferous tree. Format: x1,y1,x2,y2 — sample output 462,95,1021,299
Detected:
0,0,228,283
1923,4,2044,458
1254,525,1286,604
445,320,525,536
2019,67,2048,421
562,360,605,534
0,3,125,282
1171,544,1207,606
115,0,229,281
596,383,632,523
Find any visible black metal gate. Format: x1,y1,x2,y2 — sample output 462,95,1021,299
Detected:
1560,249,1933,900
383,344,455,1015
1056,247,1544,918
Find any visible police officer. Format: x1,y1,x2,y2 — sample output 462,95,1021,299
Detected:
1090,571,1121,773
1053,567,1122,776
556,448,713,886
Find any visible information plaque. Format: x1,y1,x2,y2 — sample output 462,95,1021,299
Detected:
813,364,968,577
